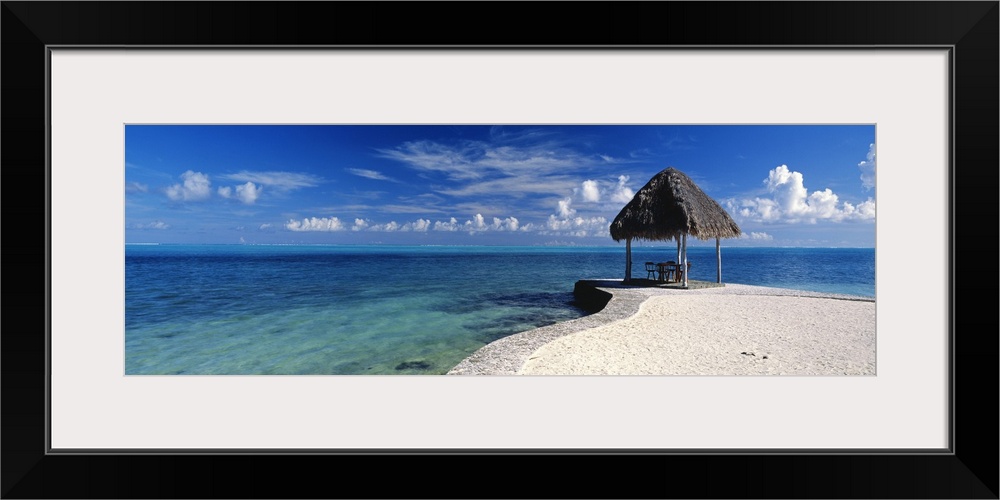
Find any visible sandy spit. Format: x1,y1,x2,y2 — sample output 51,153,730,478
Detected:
447,283,875,376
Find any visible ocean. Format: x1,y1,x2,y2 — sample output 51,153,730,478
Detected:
125,245,875,375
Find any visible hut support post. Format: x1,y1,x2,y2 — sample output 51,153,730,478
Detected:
716,237,721,283
676,239,681,262
682,233,688,287
625,237,632,282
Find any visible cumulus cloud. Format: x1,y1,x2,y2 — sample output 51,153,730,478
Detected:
577,176,634,205
235,182,262,204
766,166,809,217
546,198,608,236
430,214,521,233
858,143,876,190
545,215,609,234
434,217,461,231
739,231,773,241
166,171,212,201
469,214,487,230
609,175,635,204
581,180,601,202
371,221,400,232
219,182,262,204
491,216,519,231
301,213,519,235
542,194,611,237
285,217,345,231
259,223,273,230
849,199,877,219
557,198,576,218
364,219,427,232
405,219,431,232
726,165,876,223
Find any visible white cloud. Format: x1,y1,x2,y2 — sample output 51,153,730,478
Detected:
858,143,876,190
609,175,635,204
727,165,876,223
371,221,400,232
434,217,461,231
303,214,522,235
557,198,576,218
221,171,321,191
581,180,601,202
855,199,876,218
405,219,431,232
575,176,634,206
491,216,519,231
736,198,779,221
739,231,773,241
767,166,810,217
469,213,487,230
259,223,273,230
235,182,262,204
378,140,609,181
131,221,170,230
367,219,431,232
285,217,345,231
545,215,609,234
376,139,633,208
376,141,484,180
219,182,262,204
166,171,211,201
542,194,610,237
347,168,394,181
806,188,839,219
126,182,148,193
431,214,521,233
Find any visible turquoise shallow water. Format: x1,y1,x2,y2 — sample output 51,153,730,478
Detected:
125,245,875,375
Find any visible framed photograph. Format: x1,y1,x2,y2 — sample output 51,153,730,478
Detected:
4,2,996,498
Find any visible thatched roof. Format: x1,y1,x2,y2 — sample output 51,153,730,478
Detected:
610,167,741,242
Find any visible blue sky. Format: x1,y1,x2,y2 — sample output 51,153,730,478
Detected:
125,125,876,247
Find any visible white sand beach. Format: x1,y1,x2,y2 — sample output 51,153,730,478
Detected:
448,283,875,376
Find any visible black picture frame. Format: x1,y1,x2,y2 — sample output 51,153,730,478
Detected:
3,2,997,498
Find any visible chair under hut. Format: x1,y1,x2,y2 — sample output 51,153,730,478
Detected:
610,167,742,286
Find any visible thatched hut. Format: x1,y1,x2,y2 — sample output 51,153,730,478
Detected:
610,167,742,285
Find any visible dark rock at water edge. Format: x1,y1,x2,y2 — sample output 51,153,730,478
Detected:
395,360,432,371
